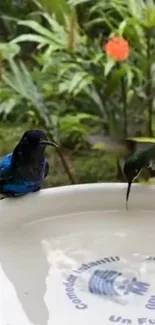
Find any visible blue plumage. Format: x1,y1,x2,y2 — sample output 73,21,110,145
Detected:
0,130,57,199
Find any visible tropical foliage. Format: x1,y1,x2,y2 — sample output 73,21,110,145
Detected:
0,0,155,186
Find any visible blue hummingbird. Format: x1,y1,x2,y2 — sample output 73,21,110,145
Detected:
0,129,58,200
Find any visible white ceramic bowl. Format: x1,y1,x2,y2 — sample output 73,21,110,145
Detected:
0,183,155,325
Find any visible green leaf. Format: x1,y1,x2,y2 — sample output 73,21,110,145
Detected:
37,0,71,25
41,12,66,35
126,69,134,89
0,42,20,59
68,71,93,94
127,89,134,104
3,60,27,98
68,0,90,5
118,20,127,36
2,73,20,94
17,20,61,44
11,34,50,46
0,97,19,116
127,0,144,19
104,58,116,77
104,66,127,97
75,113,96,121
84,87,105,116
145,5,155,28
2,59,52,129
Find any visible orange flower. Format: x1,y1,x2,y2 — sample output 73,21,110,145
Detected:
104,36,130,61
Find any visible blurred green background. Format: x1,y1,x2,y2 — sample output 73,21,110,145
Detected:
0,0,155,187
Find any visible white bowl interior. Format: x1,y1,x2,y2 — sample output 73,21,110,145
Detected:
0,183,155,325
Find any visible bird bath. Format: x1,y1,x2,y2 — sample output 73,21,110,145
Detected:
0,183,155,325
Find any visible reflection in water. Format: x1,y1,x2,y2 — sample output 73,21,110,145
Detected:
0,210,154,324
0,228,91,325
0,230,49,325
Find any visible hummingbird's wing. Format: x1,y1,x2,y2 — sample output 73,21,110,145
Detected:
86,135,136,157
128,137,155,143
87,135,155,158
127,137,155,152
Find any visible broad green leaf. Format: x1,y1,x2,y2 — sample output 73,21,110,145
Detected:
0,43,20,59
118,20,127,36
38,0,71,25
2,59,52,129
0,97,19,116
11,34,50,46
17,20,60,44
74,76,93,95
6,59,27,97
111,1,128,18
145,6,155,28
104,58,115,77
146,0,154,5
130,66,143,83
68,0,90,5
126,69,134,89
127,89,134,104
92,52,104,65
2,73,20,94
42,12,66,33
77,113,95,120
104,66,127,97
85,17,115,31
91,143,106,151
58,82,69,94
123,17,145,50
68,71,92,94
84,87,105,116
127,0,144,19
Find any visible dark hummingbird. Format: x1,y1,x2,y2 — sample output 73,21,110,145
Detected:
123,142,155,209
0,129,58,200
87,134,155,209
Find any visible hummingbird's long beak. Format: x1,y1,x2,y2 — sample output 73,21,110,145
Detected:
126,181,132,210
39,140,58,148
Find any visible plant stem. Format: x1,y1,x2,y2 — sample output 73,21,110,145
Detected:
56,147,76,184
117,62,128,137
120,75,128,138
146,29,153,137
47,130,76,184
